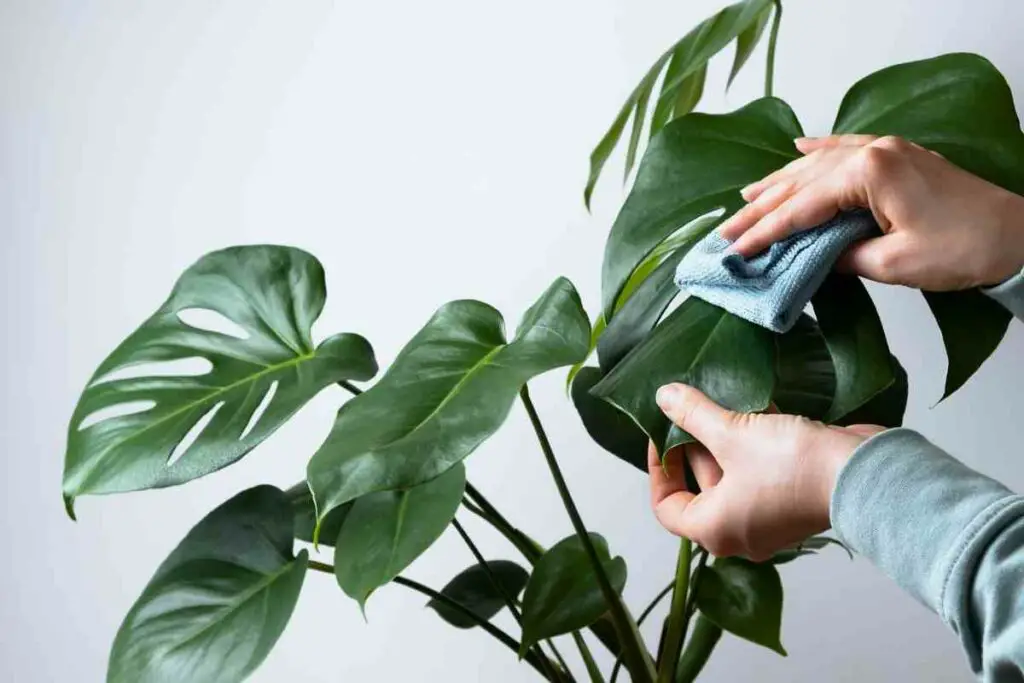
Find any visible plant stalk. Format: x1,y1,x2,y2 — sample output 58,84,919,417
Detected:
764,0,783,97
674,615,722,683
571,632,606,683
680,549,709,639
656,539,693,683
463,486,543,565
520,385,656,682
609,582,674,683
337,380,363,395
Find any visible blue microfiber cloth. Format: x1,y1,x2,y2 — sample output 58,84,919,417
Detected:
674,209,880,333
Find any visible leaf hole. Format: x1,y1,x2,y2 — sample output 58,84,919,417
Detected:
93,357,213,385
240,380,278,441
167,401,225,467
177,308,250,340
78,400,157,431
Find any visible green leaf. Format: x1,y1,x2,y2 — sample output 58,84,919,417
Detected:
670,64,708,120
811,274,894,422
601,97,802,319
771,535,853,565
835,354,908,428
520,534,628,653
427,560,530,629
924,290,1011,398
334,464,466,609
832,53,1024,397
727,3,773,88
592,298,775,454
772,314,836,421
695,557,786,656
62,246,378,513
107,486,307,683
566,313,606,393
585,0,774,208
571,367,648,473
287,482,351,546
307,278,590,530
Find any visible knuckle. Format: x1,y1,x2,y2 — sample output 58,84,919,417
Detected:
872,135,909,152
857,145,895,178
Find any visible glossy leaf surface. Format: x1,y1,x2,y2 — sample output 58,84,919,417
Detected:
592,298,774,454
287,482,350,547
601,98,801,319
835,354,908,429
811,274,894,422
833,53,1022,397
772,314,836,421
520,534,628,652
108,486,307,683
307,278,590,530
63,246,378,513
695,557,786,656
427,560,530,629
571,367,648,473
334,464,466,609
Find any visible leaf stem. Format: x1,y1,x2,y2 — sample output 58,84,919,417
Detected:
520,385,655,682
764,0,783,97
656,539,692,683
572,632,606,683
451,518,525,625
464,484,544,564
674,615,722,683
337,380,363,395
609,582,674,683
680,549,709,636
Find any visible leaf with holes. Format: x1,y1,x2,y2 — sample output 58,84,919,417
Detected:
695,557,786,656
62,246,378,515
307,277,590,533
334,463,465,610
601,97,801,319
592,298,775,455
428,560,530,629
520,533,628,653
832,53,1023,397
772,314,837,421
107,485,307,683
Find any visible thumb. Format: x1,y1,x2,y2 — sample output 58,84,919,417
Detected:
655,384,734,451
836,236,901,284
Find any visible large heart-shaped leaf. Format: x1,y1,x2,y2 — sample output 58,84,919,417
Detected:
63,246,378,515
772,314,836,421
832,53,1023,397
334,463,466,609
584,0,775,207
811,274,894,422
571,367,648,473
108,486,307,683
694,558,786,656
307,278,590,532
427,560,530,629
835,354,908,429
520,534,628,653
601,97,802,319
592,298,775,455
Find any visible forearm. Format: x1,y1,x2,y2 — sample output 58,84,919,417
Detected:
830,430,1024,680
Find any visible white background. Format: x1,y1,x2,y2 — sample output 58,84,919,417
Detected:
3,1,1024,680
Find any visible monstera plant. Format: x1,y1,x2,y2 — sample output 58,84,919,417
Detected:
64,1,1024,681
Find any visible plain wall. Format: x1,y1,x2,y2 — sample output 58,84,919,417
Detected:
4,1,1024,680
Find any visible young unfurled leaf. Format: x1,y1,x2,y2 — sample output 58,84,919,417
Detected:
307,278,590,532
428,560,530,629
334,464,466,610
62,246,377,514
107,486,307,683
520,534,628,653
695,557,786,655
832,53,1024,398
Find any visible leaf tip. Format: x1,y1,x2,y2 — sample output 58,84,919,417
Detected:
63,493,77,521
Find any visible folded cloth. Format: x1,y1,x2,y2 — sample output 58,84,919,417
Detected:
674,209,880,333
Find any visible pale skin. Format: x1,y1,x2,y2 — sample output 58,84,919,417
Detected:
650,134,1024,559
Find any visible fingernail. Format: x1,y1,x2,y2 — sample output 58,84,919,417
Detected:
656,384,681,410
795,136,816,143
739,184,756,199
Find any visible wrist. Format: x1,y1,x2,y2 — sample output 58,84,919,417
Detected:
981,190,1024,286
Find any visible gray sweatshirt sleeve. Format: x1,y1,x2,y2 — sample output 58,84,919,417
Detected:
829,269,1024,681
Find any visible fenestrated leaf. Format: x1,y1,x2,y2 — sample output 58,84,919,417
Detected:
772,314,836,421
520,534,628,653
107,486,307,683
307,278,590,531
571,367,648,473
62,246,378,515
427,560,530,629
832,53,1024,398
771,535,853,565
592,298,775,455
835,354,908,428
287,482,351,546
601,98,802,319
811,274,894,422
585,0,775,208
727,3,773,88
334,464,466,609
924,290,1010,398
694,557,786,656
